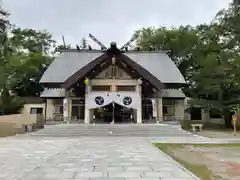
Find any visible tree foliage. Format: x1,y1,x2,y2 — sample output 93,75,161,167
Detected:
134,4,240,105
0,6,55,114
1,2,240,118
80,38,87,49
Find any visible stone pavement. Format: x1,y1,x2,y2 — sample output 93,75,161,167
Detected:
0,136,199,180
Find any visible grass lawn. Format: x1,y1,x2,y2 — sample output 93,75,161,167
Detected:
154,143,240,180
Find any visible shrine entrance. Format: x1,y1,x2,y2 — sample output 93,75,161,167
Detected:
93,103,134,124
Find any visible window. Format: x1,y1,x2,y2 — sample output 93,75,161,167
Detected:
55,106,63,114
53,99,63,105
91,85,111,91
116,86,135,91
72,98,85,105
30,108,43,114
190,107,202,120
162,99,175,116
71,105,85,119
142,99,153,119
209,108,222,118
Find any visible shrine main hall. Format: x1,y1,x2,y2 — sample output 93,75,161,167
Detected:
39,42,186,124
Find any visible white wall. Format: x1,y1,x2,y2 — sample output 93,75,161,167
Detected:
46,99,54,119
174,99,185,120
21,103,45,115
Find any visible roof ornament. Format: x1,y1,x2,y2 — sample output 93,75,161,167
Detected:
112,56,116,65
137,78,142,85
89,33,107,51
110,42,117,49
76,45,80,50
62,36,66,49
120,36,137,51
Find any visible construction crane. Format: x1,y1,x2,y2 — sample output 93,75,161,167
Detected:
89,33,107,50
120,36,137,51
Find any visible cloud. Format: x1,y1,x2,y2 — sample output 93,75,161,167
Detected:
2,0,230,48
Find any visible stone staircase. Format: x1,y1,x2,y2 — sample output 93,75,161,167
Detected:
28,124,198,137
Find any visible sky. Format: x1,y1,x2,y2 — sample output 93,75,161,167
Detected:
2,0,231,48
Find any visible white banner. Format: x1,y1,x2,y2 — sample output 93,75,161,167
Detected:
151,98,157,118
63,98,68,118
85,92,141,110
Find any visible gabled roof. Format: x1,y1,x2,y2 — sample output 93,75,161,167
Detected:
162,89,185,98
40,51,103,83
40,88,65,97
40,50,186,88
125,52,185,84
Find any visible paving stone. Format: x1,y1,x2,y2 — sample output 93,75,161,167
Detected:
161,178,195,180
75,172,108,178
123,166,153,171
0,125,201,180
94,166,124,172
42,171,75,179
89,178,125,180
142,171,173,178
126,178,160,180
108,172,141,178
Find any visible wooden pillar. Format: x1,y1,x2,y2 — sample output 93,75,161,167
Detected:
84,84,91,124
46,99,54,120
63,97,69,123
136,79,142,123
157,98,163,121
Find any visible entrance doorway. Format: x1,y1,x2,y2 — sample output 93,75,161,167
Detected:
93,103,134,123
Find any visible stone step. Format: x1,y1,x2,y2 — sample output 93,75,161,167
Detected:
30,133,193,137
29,124,194,137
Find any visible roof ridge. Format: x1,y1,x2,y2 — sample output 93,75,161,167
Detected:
59,49,103,53
124,50,168,53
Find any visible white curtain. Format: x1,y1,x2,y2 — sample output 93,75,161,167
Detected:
63,98,68,118
85,92,140,109
150,98,157,118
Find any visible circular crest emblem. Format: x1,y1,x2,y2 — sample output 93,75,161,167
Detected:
123,96,132,106
95,96,104,105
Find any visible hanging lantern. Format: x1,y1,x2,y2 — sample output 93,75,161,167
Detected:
84,77,89,85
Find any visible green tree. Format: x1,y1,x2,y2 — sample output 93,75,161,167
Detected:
80,38,87,49
0,7,23,115
134,3,240,128
134,26,203,95
8,28,56,96
0,6,56,115
54,44,72,52
10,28,55,54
